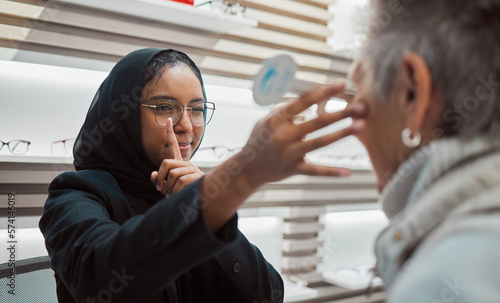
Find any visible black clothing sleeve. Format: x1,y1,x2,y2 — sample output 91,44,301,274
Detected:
39,170,283,302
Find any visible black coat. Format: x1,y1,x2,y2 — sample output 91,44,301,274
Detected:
40,170,283,302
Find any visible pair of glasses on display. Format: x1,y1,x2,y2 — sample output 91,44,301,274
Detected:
322,264,383,290
0,140,31,155
198,146,241,161
196,0,247,16
140,100,216,127
51,138,76,155
315,153,370,165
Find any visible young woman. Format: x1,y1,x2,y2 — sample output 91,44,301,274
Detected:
40,48,365,302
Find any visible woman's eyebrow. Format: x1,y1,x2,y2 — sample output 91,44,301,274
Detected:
190,98,206,104
149,95,177,101
147,95,206,104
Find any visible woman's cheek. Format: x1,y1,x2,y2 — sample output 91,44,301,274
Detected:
352,117,369,143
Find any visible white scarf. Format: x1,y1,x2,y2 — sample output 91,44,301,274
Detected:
374,136,500,287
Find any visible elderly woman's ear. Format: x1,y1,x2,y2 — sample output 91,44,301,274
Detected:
398,52,445,147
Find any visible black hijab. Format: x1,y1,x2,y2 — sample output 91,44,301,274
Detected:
73,48,206,203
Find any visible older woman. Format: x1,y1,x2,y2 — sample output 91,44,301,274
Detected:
350,0,500,302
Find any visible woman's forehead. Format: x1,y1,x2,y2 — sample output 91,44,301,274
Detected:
141,65,203,102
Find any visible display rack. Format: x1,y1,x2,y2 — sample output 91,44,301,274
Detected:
57,0,258,33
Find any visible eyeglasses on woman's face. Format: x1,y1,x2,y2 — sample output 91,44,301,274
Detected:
0,140,31,155
140,100,216,127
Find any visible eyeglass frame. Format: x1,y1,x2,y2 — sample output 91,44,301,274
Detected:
198,145,241,160
196,0,247,15
333,264,375,279
51,138,76,154
0,140,31,155
140,100,216,127
317,153,369,162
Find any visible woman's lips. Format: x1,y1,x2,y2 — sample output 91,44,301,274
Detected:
177,142,191,152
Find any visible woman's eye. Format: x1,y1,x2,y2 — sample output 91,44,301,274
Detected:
157,104,174,111
191,107,205,116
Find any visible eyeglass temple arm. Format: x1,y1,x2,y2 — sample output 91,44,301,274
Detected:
195,1,213,7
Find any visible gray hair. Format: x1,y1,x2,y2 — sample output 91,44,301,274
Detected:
359,0,500,138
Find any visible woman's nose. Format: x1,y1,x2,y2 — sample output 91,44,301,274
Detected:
174,110,193,133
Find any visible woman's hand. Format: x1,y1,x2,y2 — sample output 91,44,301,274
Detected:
236,82,367,188
150,119,205,197
201,82,367,233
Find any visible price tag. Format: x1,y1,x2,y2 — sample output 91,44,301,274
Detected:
252,55,298,106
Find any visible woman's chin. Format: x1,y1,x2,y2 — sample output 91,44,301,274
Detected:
377,181,384,194
373,168,390,194
180,151,191,161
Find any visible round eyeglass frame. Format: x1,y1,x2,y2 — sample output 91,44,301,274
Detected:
0,140,31,155
140,100,216,127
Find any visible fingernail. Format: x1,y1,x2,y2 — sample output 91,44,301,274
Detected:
341,169,351,177
352,120,365,131
156,185,161,191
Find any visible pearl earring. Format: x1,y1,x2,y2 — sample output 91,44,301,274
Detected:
401,128,421,148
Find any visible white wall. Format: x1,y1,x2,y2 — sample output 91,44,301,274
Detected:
238,217,283,273
319,210,388,272
0,61,107,156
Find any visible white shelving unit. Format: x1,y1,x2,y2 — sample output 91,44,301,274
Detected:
0,155,73,165
57,0,258,33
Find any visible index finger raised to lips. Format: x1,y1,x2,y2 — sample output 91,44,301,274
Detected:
165,118,183,161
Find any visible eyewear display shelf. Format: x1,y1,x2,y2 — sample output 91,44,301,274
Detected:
0,155,385,303
286,273,385,303
57,0,258,33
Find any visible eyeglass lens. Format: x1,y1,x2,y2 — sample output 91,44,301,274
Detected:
198,146,240,160
213,146,230,159
154,100,215,127
197,1,246,16
0,140,30,154
51,139,76,154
